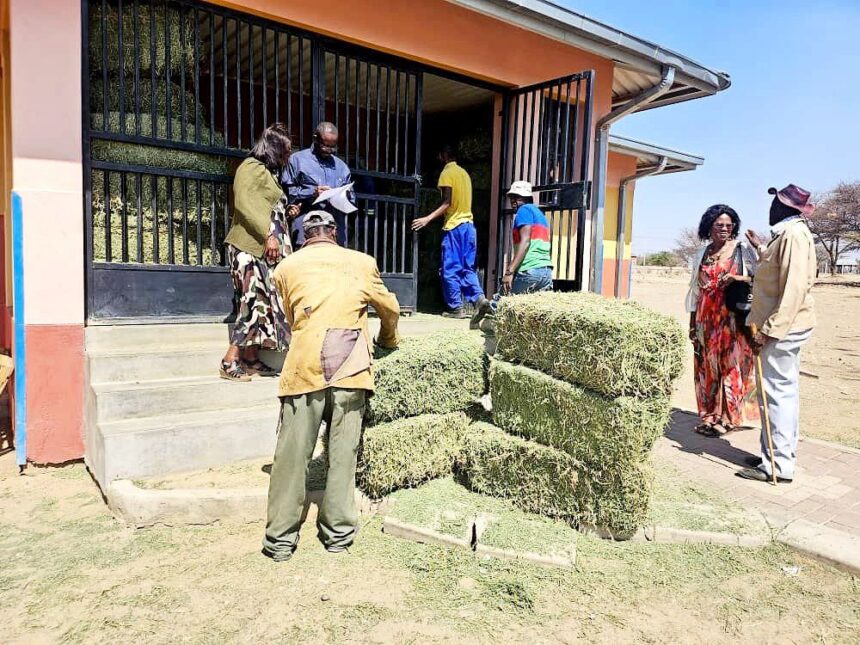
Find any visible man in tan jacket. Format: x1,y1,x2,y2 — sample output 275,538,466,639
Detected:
262,211,400,561
739,184,817,483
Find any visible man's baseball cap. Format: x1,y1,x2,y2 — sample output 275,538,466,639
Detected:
507,180,533,198
302,210,337,233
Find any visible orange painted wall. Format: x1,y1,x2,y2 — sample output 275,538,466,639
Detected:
212,0,614,116
24,325,85,463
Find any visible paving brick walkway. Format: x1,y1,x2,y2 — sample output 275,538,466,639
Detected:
658,410,860,537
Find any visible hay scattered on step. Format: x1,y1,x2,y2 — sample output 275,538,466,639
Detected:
458,422,581,521
495,292,685,398
357,412,471,498
368,332,487,425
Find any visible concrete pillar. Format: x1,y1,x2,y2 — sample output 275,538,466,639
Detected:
10,0,85,463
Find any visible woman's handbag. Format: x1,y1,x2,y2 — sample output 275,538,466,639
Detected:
724,244,752,322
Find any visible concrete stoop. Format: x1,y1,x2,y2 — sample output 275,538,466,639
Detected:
85,323,283,489
107,479,381,528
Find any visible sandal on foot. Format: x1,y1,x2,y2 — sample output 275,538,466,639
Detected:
702,422,728,438
244,359,278,377
220,360,252,382
694,423,714,436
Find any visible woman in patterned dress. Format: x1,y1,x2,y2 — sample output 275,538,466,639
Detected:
685,205,760,436
219,123,299,381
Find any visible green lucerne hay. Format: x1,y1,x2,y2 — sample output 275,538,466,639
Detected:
93,111,227,149
92,139,229,175
495,291,685,399
90,172,224,265
357,412,471,498
490,360,671,463
461,421,653,536
90,78,198,121
89,3,195,75
458,422,581,521
490,360,666,534
367,331,487,425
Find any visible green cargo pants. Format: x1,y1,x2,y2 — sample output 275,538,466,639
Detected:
262,387,366,561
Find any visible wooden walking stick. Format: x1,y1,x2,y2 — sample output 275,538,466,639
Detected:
751,324,778,486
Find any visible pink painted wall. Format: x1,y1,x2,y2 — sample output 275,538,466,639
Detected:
9,0,85,462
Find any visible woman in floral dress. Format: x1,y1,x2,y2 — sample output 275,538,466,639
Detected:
685,204,760,436
219,123,299,382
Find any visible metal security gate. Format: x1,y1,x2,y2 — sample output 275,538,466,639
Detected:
318,46,421,309
496,71,594,290
83,0,422,320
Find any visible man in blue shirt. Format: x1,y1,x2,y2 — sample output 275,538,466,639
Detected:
281,122,355,247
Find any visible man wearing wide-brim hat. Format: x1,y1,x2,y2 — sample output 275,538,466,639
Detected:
738,184,817,483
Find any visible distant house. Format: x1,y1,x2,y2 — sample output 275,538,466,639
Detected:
0,0,729,476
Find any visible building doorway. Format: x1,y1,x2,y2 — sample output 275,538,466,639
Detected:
416,74,496,312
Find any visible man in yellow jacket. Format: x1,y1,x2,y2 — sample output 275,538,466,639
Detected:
262,211,400,561
739,184,817,484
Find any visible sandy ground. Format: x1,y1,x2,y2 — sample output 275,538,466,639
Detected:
632,274,860,448
1,452,858,644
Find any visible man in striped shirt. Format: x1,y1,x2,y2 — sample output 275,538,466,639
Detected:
471,180,553,330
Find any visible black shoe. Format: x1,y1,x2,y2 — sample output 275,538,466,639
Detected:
743,456,763,468
736,467,792,483
469,297,493,330
442,308,469,319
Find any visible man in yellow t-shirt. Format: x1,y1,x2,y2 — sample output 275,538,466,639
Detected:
412,144,488,318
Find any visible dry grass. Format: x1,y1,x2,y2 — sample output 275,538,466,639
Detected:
3,455,858,643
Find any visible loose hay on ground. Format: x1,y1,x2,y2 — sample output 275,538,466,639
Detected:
367,332,487,425
357,413,471,498
495,292,685,398
458,422,581,521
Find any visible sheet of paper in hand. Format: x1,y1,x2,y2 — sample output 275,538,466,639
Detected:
313,182,358,214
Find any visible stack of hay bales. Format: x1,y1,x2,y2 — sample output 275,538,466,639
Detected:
356,331,486,497
483,291,685,535
88,3,230,264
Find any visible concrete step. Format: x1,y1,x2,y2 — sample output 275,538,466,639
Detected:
87,404,279,488
93,375,281,423
86,323,233,353
88,344,227,383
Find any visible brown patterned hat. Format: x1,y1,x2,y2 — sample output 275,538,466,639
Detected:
768,184,814,216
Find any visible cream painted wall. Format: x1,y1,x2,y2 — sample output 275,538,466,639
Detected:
9,0,83,325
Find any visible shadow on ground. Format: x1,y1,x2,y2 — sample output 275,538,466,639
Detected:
665,408,759,468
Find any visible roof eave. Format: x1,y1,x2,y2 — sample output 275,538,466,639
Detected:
609,134,704,174
448,0,731,103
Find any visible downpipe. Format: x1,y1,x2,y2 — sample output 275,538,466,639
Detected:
588,66,675,294
614,156,668,298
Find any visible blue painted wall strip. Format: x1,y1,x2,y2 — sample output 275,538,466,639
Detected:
12,191,26,467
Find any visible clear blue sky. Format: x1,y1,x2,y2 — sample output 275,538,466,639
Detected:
558,0,860,254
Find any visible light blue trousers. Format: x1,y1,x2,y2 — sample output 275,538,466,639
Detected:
758,328,812,479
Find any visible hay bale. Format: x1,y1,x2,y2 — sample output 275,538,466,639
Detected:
490,360,664,534
367,331,487,425
357,412,470,498
93,111,227,149
458,422,580,520
90,78,197,120
92,139,229,175
490,360,670,462
462,420,652,535
495,292,685,398
89,3,195,75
